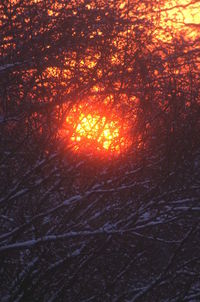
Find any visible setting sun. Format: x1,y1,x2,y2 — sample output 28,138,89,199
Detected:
63,101,131,155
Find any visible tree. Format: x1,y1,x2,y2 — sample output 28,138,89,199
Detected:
0,0,200,301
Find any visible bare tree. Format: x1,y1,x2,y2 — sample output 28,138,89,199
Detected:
0,0,200,301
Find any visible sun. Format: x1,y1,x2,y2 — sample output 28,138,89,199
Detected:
62,101,131,156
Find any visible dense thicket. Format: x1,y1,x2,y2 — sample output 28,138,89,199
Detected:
0,0,200,301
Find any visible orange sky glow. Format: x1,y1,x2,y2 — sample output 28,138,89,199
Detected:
156,0,200,41
1,1,199,156
55,0,199,156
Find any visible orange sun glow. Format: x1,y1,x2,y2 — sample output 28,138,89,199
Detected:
62,101,131,156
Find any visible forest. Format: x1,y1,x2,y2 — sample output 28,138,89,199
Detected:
0,0,200,301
